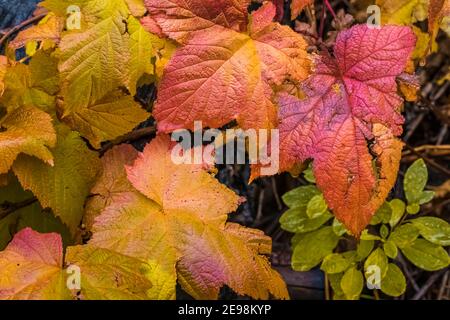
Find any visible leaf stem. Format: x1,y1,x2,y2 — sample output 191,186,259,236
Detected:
100,126,156,156
0,13,47,50
324,0,337,19
0,197,38,220
318,2,326,39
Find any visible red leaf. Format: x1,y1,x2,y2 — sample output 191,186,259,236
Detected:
278,25,415,235
146,0,310,132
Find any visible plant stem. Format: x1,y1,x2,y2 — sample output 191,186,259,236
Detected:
0,13,47,49
324,0,337,19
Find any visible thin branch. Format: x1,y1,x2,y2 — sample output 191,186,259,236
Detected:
100,126,156,156
0,13,47,49
271,177,283,211
412,269,447,300
397,253,421,292
324,0,337,19
0,197,38,220
324,273,330,300
404,144,450,176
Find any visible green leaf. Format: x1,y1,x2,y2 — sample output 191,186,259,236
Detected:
411,217,450,246
383,240,398,259
364,248,388,280
291,227,340,271
380,263,406,297
282,185,321,208
306,194,328,218
303,164,316,183
321,253,353,274
406,203,420,214
360,230,382,241
340,267,364,300
332,218,347,236
389,224,419,248
418,190,435,205
371,202,392,225
357,240,375,261
279,207,332,233
401,239,450,271
380,225,389,239
389,199,405,228
404,159,428,205
328,272,344,296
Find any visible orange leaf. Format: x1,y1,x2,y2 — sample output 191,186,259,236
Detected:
291,0,313,20
90,135,288,299
147,1,310,132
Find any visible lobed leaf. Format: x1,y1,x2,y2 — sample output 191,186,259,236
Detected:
278,25,415,236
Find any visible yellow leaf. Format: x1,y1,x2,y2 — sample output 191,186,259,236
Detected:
57,16,129,115
90,135,288,300
125,0,147,17
65,245,153,300
83,144,139,230
377,0,429,25
62,92,149,148
0,51,59,114
9,13,64,50
127,16,155,95
0,106,56,175
13,125,101,235
0,228,153,300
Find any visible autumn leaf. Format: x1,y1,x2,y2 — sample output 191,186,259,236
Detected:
89,135,288,299
291,0,313,20
147,1,310,132
0,228,153,300
0,106,56,175
0,51,59,114
278,25,415,235
145,0,251,43
83,144,139,230
61,92,149,149
127,15,157,94
0,228,70,300
44,0,157,115
9,13,64,50
428,0,450,51
65,245,153,300
0,55,7,96
377,0,428,25
0,173,72,251
125,0,147,17
12,125,101,235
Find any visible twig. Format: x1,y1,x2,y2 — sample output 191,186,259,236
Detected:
0,197,38,220
256,188,265,223
271,177,283,211
100,126,156,156
436,125,448,146
324,0,337,19
404,113,425,142
412,269,447,300
438,271,449,300
318,2,326,39
373,289,380,300
404,144,450,176
0,13,47,49
397,253,421,292
324,273,330,300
